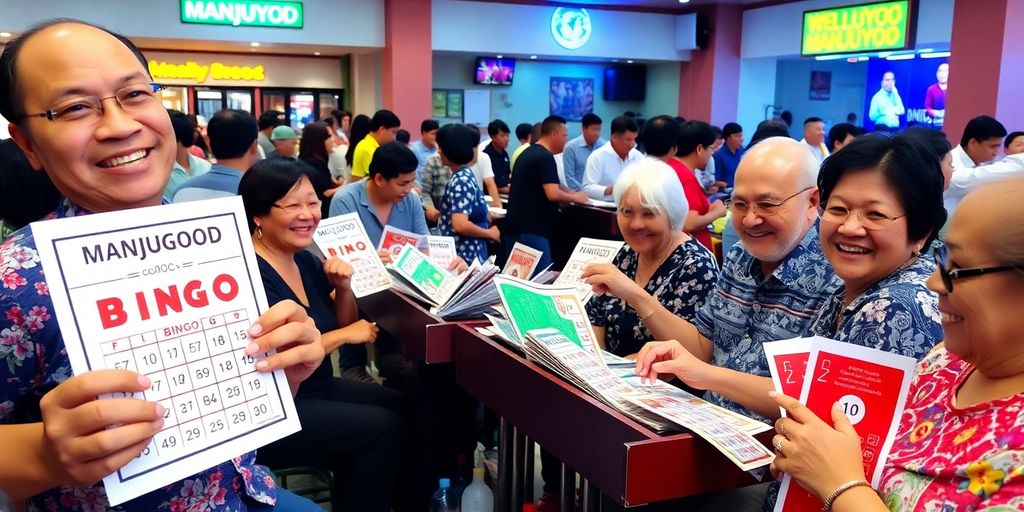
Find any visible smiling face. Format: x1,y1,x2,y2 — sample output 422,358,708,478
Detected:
928,185,1024,371
731,139,820,265
804,121,825,146
256,176,321,253
8,23,174,213
617,187,673,257
819,168,920,298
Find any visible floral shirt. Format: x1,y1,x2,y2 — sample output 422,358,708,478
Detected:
694,227,841,422
806,256,942,359
585,239,719,357
879,347,1024,510
439,166,490,265
1,199,277,511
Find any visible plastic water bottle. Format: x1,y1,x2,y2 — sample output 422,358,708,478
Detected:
461,468,494,512
430,478,461,512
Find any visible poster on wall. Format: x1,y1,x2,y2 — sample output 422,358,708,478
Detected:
432,90,448,118
447,91,464,119
862,56,950,131
809,71,831,101
549,77,594,122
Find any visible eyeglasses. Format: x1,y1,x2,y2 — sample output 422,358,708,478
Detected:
725,186,814,217
19,83,164,122
272,200,322,215
932,245,1024,293
819,204,905,230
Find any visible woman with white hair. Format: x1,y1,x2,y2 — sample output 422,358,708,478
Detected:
582,159,720,358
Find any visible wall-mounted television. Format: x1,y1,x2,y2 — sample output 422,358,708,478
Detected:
603,66,646,101
474,57,516,85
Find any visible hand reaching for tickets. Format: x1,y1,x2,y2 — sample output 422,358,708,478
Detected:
39,369,164,487
581,262,643,302
324,256,354,292
634,340,715,388
246,300,326,396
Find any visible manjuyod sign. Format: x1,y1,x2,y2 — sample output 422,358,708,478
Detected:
181,0,304,29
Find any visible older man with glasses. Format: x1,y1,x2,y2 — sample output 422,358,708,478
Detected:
586,137,840,510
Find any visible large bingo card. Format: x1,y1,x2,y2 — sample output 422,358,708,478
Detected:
31,197,300,506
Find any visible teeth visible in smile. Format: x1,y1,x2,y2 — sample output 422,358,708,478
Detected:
100,150,147,168
837,244,869,254
942,313,963,322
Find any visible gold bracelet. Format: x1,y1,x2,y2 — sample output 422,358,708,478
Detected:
822,480,871,512
638,307,656,322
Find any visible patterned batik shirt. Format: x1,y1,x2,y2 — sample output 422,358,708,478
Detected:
1,199,277,511
585,239,719,357
694,227,841,422
439,166,490,265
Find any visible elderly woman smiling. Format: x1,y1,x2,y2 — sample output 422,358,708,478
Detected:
582,158,720,359
771,178,1024,511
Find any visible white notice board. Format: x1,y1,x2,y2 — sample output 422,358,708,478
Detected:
464,89,491,126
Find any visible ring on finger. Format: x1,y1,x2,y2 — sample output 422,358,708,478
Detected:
773,437,784,454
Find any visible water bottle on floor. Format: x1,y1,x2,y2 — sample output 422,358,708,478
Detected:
461,468,494,512
430,478,460,512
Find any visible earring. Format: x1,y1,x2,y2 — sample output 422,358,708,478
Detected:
256,226,263,239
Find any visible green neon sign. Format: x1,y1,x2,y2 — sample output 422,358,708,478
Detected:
802,0,911,56
181,0,304,29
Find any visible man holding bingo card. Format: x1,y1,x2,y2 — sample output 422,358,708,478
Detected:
0,20,324,511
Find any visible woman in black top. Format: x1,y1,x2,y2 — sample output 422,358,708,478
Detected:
240,158,403,512
298,122,340,217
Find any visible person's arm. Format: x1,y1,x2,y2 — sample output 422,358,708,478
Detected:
684,200,727,232
0,371,163,501
563,147,582,191
452,213,500,242
247,300,326,397
634,340,782,419
582,156,608,199
894,89,906,115
542,183,589,205
410,193,431,236
483,177,502,208
948,155,1024,195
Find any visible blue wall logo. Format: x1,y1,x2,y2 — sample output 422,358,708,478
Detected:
551,8,592,50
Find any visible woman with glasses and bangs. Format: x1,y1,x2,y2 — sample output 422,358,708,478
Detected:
766,180,1024,510
239,158,404,512
803,132,945,356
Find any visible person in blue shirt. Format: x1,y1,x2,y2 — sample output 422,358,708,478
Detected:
712,122,745,190
438,124,500,265
410,119,439,186
562,112,606,191
173,109,261,203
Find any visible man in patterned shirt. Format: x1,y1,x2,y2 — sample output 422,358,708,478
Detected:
0,19,324,511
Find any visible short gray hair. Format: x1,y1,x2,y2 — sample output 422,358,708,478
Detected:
612,158,689,231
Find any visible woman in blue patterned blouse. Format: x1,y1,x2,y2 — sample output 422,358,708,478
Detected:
582,157,720,359
438,124,501,265
806,132,946,356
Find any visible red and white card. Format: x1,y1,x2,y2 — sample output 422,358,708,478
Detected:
767,337,917,512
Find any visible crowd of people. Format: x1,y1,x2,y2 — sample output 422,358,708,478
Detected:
2,17,1024,512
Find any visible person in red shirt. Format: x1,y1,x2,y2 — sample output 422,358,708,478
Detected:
641,117,726,250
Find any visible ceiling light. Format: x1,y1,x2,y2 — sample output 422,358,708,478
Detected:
885,54,916,61
814,54,847,61
920,51,951,59
529,55,538,60
314,51,321,56
0,32,11,38
497,55,503,59
250,42,260,47
627,60,634,64
679,0,690,3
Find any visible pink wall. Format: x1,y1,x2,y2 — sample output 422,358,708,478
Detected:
945,0,1022,144
678,4,742,125
382,0,433,131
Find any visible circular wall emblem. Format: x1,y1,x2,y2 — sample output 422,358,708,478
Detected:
551,8,592,50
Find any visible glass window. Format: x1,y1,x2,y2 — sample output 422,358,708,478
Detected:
159,86,189,113
289,92,315,130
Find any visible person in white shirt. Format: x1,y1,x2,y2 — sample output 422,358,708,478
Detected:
1005,131,1024,156
799,117,829,164
869,71,905,130
945,115,1012,215
583,116,643,201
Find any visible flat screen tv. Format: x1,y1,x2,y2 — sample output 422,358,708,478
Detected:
474,57,516,85
604,66,646,101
